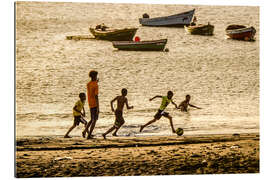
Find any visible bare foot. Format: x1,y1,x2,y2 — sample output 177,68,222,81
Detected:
102,134,106,139
139,126,144,132
87,134,94,139
64,135,71,138
112,133,118,137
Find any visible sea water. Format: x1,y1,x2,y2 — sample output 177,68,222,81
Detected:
16,2,259,137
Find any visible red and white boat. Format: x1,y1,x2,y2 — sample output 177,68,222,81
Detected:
225,25,256,41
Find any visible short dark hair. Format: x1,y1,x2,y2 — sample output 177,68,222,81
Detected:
167,91,173,96
89,70,98,79
121,88,127,96
186,94,191,99
79,93,86,99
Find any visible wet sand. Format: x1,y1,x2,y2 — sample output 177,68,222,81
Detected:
16,133,259,177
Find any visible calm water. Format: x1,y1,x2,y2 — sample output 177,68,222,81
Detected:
16,2,259,137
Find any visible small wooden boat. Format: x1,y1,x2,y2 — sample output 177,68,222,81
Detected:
112,39,167,51
184,23,214,35
89,25,138,41
139,9,195,27
225,25,256,41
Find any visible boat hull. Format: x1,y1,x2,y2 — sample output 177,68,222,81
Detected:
226,26,256,40
89,28,138,41
112,39,167,51
184,24,214,35
139,9,195,27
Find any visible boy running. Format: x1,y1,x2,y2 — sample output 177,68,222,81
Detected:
82,70,99,139
178,94,201,112
64,93,87,138
102,88,133,139
140,91,178,133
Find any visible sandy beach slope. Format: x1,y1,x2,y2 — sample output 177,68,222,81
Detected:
16,133,259,177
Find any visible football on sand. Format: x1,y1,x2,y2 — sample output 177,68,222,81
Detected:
176,128,184,136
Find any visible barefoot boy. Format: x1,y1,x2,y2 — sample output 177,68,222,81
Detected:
140,91,178,133
64,93,87,138
102,88,133,139
178,94,201,112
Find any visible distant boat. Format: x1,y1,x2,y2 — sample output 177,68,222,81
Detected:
184,23,214,36
139,9,195,27
225,25,256,41
112,39,167,51
89,25,138,41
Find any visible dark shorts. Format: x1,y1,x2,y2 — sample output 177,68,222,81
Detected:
114,110,125,128
90,107,99,121
154,109,169,120
74,116,87,126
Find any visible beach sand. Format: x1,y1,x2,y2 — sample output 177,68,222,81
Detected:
16,133,259,177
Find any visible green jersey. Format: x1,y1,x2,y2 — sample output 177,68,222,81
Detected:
159,96,171,110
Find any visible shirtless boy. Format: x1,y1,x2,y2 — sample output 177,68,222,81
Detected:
102,88,133,139
178,94,201,112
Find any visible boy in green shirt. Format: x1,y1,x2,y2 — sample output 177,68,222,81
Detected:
64,93,87,138
140,91,178,134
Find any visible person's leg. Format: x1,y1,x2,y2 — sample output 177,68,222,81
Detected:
112,127,120,136
82,119,92,137
80,117,88,127
140,118,157,132
64,124,76,138
165,115,175,133
82,109,93,137
113,113,124,136
102,126,116,139
65,117,80,138
140,110,161,132
87,119,97,138
112,121,124,136
87,108,98,139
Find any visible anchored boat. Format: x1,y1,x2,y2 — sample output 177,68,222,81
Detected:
89,24,138,41
139,9,195,27
225,25,256,41
184,23,214,36
112,39,167,51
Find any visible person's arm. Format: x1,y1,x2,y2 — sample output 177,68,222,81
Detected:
82,106,86,117
110,97,118,112
188,103,201,109
178,101,184,109
149,95,162,101
73,105,84,116
171,100,178,109
95,83,99,114
125,98,134,110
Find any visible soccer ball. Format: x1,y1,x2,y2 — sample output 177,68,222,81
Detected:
176,128,184,136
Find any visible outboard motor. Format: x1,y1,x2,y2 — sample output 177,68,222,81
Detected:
142,13,149,18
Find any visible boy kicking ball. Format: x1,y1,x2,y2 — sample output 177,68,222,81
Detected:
140,91,178,134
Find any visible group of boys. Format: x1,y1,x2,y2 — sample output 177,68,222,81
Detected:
64,70,201,139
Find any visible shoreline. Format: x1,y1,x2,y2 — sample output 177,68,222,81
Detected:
16,133,259,177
